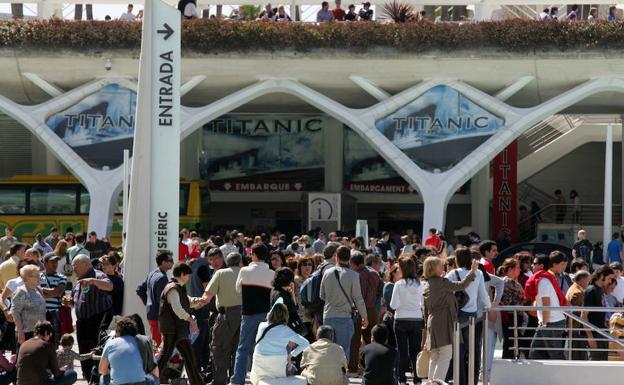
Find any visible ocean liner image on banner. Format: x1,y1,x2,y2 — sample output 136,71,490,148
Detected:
375,85,505,172
199,115,324,192
45,83,136,169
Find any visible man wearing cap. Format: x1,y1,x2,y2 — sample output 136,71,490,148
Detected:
40,253,67,346
358,1,373,20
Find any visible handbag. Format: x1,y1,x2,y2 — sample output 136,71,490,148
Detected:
416,350,430,378
333,270,359,320
454,270,470,309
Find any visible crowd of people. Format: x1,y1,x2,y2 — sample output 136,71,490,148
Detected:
0,224,623,385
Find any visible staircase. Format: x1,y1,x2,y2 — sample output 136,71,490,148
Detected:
518,114,584,160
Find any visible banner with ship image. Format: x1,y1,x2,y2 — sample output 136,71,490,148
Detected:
375,85,505,172
45,83,136,169
344,127,416,194
199,115,324,192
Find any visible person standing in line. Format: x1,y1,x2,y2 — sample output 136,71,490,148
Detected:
390,256,425,385
554,189,566,223
229,243,275,385
63,254,113,379
320,246,368,363
445,248,490,385
478,240,498,275
0,227,17,258
422,256,478,383
45,227,61,251
610,262,624,304
67,234,89,261
157,263,204,385
528,251,569,359
136,250,174,348
40,253,67,347
0,243,26,290
347,251,382,373
566,270,590,360
607,233,623,264
188,247,224,375
572,229,593,266
200,252,243,385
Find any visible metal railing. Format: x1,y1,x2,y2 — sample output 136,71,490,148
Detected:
475,305,624,385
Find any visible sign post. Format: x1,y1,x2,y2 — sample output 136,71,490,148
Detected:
122,0,180,317
492,141,518,243
308,193,341,234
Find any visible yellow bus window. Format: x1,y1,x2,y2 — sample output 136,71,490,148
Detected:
0,187,26,214
30,187,77,214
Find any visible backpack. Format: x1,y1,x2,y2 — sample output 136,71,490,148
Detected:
577,242,591,262
454,270,470,310
300,263,331,313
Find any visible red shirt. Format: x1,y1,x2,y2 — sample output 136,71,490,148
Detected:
481,258,495,274
179,242,189,262
424,235,441,251
332,7,346,20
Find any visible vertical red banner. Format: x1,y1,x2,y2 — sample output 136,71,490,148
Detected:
493,141,518,243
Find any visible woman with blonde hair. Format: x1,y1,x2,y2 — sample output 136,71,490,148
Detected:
422,254,479,383
12,264,46,345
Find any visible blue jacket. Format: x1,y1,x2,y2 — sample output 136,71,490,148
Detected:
137,268,168,320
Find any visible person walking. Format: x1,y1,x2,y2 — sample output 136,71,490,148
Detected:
157,263,204,385
320,246,368,361
136,250,174,347
229,243,275,385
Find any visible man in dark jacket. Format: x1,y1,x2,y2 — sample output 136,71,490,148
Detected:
359,325,397,385
157,263,203,385
136,250,174,347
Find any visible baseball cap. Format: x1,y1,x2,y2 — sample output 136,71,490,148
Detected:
44,252,60,262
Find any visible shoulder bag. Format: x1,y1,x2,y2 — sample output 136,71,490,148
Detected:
454,270,470,309
333,270,359,320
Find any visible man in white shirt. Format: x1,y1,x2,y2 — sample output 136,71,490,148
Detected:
529,251,568,359
610,262,624,304
446,248,490,385
219,234,238,258
67,234,90,261
119,4,136,21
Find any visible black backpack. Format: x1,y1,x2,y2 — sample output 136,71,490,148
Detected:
454,270,470,309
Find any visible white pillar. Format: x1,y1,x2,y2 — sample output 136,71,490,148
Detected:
87,183,122,238
422,189,449,242
604,124,613,247
122,150,130,248
471,166,490,238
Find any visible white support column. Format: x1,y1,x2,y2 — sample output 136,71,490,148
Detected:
87,183,122,238
604,124,613,247
324,117,343,193
471,165,490,238
621,118,624,225
422,188,450,242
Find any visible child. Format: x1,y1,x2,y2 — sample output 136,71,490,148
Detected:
56,334,92,371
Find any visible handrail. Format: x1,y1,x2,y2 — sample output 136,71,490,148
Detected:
490,305,621,312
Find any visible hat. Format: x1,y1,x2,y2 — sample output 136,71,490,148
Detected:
44,252,60,262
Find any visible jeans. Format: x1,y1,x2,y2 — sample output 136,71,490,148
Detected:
47,370,77,385
211,308,241,385
100,373,159,385
529,320,566,360
394,319,423,382
483,324,499,375
230,312,267,385
192,318,211,372
324,317,355,359
428,344,453,382
456,313,481,385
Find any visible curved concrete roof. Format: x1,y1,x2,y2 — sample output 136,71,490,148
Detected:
1,48,624,113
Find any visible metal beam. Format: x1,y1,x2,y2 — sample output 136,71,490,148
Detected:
349,75,390,101
495,75,535,102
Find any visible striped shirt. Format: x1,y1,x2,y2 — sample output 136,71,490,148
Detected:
40,272,67,310
72,268,112,319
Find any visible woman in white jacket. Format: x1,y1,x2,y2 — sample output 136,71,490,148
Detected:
390,255,426,385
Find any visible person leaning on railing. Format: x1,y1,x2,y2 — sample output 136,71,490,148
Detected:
581,265,616,361
422,255,479,383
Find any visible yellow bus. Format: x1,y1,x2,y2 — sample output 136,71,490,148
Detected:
0,176,209,246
